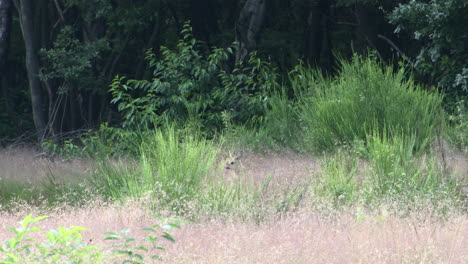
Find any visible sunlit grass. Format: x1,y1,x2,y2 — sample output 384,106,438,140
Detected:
298,55,443,153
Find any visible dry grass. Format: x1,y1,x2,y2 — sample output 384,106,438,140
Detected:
163,210,467,264
0,206,466,264
0,146,91,185
0,146,466,263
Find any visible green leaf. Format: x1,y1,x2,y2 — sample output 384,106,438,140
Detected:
161,232,175,243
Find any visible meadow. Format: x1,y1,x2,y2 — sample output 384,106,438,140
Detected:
0,56,466,263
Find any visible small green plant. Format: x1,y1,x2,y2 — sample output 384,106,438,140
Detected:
92,123,150,158
0,214,102,263
0,214,183,264
42,139,83,160
105,215,184,263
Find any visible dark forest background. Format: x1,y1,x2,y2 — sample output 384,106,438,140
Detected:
0,0,466,144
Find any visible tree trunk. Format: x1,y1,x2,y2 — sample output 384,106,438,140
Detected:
82,2,106,128
303,0,322,65
14,0,46,139
235,0,266,63
0,0,12,68
0,0,13,130
303,0,333,71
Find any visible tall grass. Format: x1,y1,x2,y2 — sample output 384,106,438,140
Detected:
298,55,443,153
141,126,219,211
364,128,453,197
91,126,219,213
445,99,468,153
314,150,359,205
261,90,302,149
224,89,302,152
90,159,142,199
199,175,261,220
313,126,461,209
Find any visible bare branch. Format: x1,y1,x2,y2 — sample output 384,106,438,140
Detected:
377,34,411,63
53,0,65,22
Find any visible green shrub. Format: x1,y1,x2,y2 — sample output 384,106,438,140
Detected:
104,215,184,263
39,123,147,159
299,55,443,153
109,23,279,134
0,215,102,263
0,214,182,263
89,123,150,158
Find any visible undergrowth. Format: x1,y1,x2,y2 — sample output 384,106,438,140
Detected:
0,214,183,264
1,53,465,221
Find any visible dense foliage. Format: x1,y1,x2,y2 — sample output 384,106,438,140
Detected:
389,0,468,93
109,23,279,133
0,0,466,141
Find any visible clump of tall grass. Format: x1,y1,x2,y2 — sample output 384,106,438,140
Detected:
141,126,219,212
262,91,302,149
90,158,142,199
314,150,360,205
298,55,443,153
364,128,450,197
313,126,462,211
91,126,219,213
